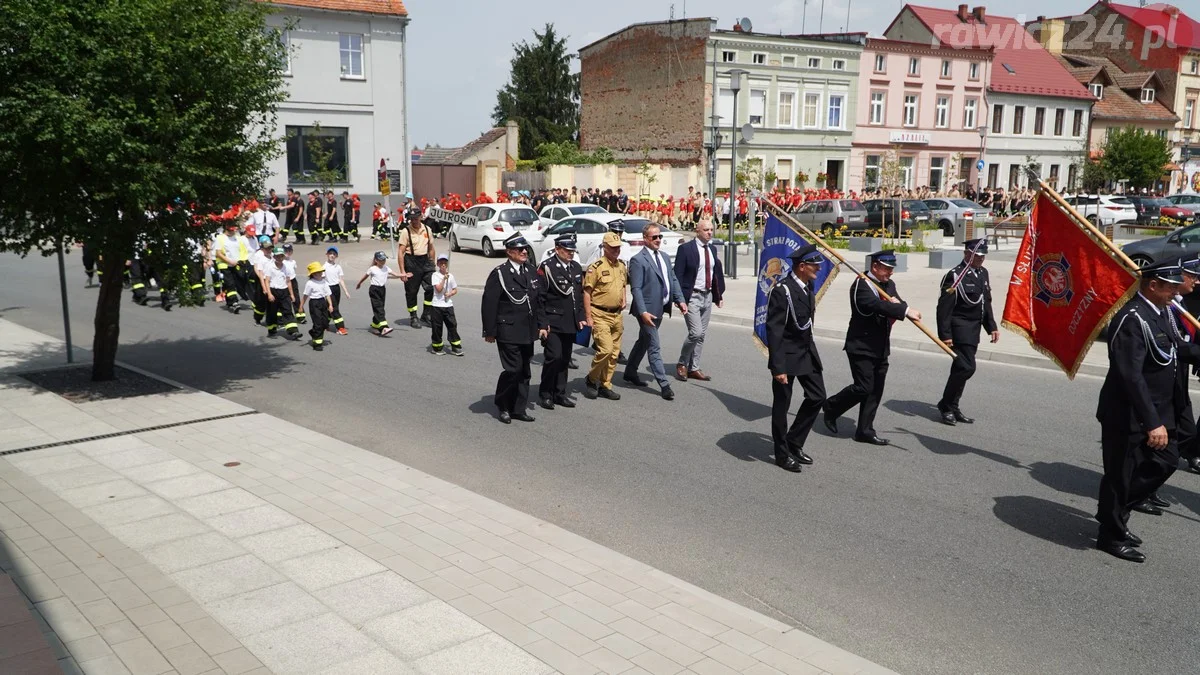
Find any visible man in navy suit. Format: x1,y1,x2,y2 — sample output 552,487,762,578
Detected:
673,218,724,382
625,223,688,400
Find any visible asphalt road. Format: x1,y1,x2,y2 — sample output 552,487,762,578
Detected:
3,245,1199,675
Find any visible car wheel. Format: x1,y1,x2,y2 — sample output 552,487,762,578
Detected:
1129,254,1153,267
939,219,954,237
449,233,460,252
821,224,835,237
1086,215,1098,226
481,238,495,258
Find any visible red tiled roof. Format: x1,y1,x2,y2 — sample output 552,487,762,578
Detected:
1053,55,1177,123
1113,71,1154,90
1102,2,1200,50
264,0,407,17
896,4,1095,100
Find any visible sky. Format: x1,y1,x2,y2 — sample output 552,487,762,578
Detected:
405,0,1091,148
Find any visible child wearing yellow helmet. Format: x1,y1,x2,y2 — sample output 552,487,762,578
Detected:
301,261,334,351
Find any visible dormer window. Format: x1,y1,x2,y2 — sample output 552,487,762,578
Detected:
1090,83,1103,100
1140,87,1155,103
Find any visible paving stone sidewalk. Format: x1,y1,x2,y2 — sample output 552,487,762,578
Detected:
0,320,897,675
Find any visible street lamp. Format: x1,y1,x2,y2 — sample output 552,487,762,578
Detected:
725,68,749,278
705,114,723,206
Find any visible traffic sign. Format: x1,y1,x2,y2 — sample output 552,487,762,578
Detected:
379,178,391,196
976,159,985,171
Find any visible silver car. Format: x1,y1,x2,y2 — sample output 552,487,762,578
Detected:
792,199,868,235
924,199,984,237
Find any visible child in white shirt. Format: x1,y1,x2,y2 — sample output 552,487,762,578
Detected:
355,251,403,336
301,262,334,351
429,254,462,356
324,247,350,335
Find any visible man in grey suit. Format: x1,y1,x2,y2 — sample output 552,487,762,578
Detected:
625,223,688,400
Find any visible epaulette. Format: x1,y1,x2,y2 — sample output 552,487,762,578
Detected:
588,260,605,270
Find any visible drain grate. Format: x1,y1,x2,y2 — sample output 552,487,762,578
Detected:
0,410,260,457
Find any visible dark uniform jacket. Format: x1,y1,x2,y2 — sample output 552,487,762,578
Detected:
766,275,822,377
844,275,908,358
937,263,997,345
482,262,545,344
1098,295,1182,433
537,256,585,334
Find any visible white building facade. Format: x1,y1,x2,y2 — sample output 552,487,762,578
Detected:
982,92,1094,190
264,0,410,197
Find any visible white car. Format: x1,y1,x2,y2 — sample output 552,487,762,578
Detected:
1064,194,1138,227
448,204,541,257
538,203,608,229
526,213,684,265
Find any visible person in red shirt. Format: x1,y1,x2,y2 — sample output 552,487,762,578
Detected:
736,193,748,225
477,191,492,204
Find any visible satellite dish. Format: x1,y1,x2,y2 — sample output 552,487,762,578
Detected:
739,17,753,33
740,123,755,143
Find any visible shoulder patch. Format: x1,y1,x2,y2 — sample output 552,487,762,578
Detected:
589,260,604,270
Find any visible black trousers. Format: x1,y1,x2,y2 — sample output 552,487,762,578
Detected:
539,332,574,399
186,260,205,303
82,246,96,278
251,279,268,322
219,265,241,306
939,343,978,410
1097,425,1179,544
368,285,388,329
404,256,434,317
291,278,304,319
771,372,826,457
495,341,534,414
267,288,298,334
429,306,461,351
1177,391,1196,461
826,355,889,437
330,284,345,328
308,297,331,345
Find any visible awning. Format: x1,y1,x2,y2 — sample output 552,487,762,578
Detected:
1165,163,1182,171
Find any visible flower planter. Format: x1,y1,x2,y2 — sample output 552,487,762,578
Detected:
927,249,962,270
848,237,885,253
863,252,908,273
912,229,944,248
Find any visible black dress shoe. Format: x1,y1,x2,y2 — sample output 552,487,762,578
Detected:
623,373,648,387
554,396,576,408
539,397,555,410
937,407,957,426
1145,493,1170,509
617,352,628,365
569,359,580,370
1097,540,1145,563
499,411,512,424
511,412,535,422
854,434,890,446
583,380,599,399
822,411,839,435
793,449,814,465
1124,530,1143,547
952,408,974,424
775,456,802,473
1131,502,1163,516
660,386,675,401
597,387,621,401
1188,457,1200,475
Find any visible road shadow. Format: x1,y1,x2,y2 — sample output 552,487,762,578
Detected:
1028,460,1200,523
115,335,298,395
701,386,772,422
893,425,1025,469
992,495,1096,550
716,431,775,464
885,398,948,425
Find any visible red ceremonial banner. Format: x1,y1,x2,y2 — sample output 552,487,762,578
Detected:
1002,192,1138,379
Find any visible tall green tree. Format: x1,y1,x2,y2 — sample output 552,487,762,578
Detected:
1100,127,1172,191
493,24,580,160
0,0,287,380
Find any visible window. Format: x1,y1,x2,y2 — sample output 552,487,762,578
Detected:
782,55,796,67
929,157,945,191
1009,165,1020,189
807,57,821,69
778,91,796,127
1193,59,1199,74
802,92,821,128
1156,129,1168,139
1067,164,1078,191
1186,99,1195,128
1012,105,1025,134
1072,109,1084,136
1054,109,1065,136
749,88,767,126
286,125,349,183
963,99,977,129
969,62,980,80
339,33,364,78
721,50,737,63
1049,164,1060,187
941,60,952,78
832,59,846,71
988,164,1000,189
1090,83,1103,99
874,54,886,72
752,52,767,65
828,94,845,129
865,155,881,189
900,156,914,188
908,57,920,75
1034,107,1045,135
1141,88,1155,103
904,95,918,127
718,88,734,125
992,104,1004,134
870,92,886,125
277,29,291,75
935,96,950,128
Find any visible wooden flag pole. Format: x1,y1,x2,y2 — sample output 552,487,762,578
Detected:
762,200,957,359
1025,170,1200,332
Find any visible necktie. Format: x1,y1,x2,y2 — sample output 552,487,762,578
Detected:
703,244,711,290
655,252,668,304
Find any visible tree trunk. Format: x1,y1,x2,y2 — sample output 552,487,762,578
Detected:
92,255,125,381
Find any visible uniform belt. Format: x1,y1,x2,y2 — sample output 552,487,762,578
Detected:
593,304,621,313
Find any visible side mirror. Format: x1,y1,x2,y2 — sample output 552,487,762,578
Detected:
1168,233,1180,244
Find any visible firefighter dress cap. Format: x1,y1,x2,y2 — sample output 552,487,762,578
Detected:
555,234,577,251
870,250,898,268
789,244,824,265
504,234,530,250
1140,259,1185,284
964,238,989,255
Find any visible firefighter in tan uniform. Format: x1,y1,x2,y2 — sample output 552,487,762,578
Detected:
583,231,628,400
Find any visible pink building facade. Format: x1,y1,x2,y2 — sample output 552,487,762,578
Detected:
849,39,994,194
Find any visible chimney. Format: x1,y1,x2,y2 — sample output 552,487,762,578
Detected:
733,21,743,32
972,6,986,23
958,4,969,21
1037,15,1045,23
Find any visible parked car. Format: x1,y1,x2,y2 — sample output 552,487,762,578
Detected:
1062,194,1138,228
1167,193,1200,207
861,199,933,235
527,213,684,263
1120,223,1200,267
537,203,608,229
924,198,984,237
1163,194,1200,224
1124,196,1168,226
448,204,540,257
790,199,868,235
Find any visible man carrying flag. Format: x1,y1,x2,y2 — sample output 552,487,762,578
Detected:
935,238,999,426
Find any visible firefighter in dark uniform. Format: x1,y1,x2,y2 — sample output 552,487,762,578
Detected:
765,245,827,474
130,239,172,311
536,234,586,410
324,190,339,243
823,250,918,446
1095,259,1187,563
935,239,998,425
305,191,322,245
482,234,546,425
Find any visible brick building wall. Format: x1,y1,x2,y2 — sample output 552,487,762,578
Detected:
1054,6,1184,104
579,19,711,165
